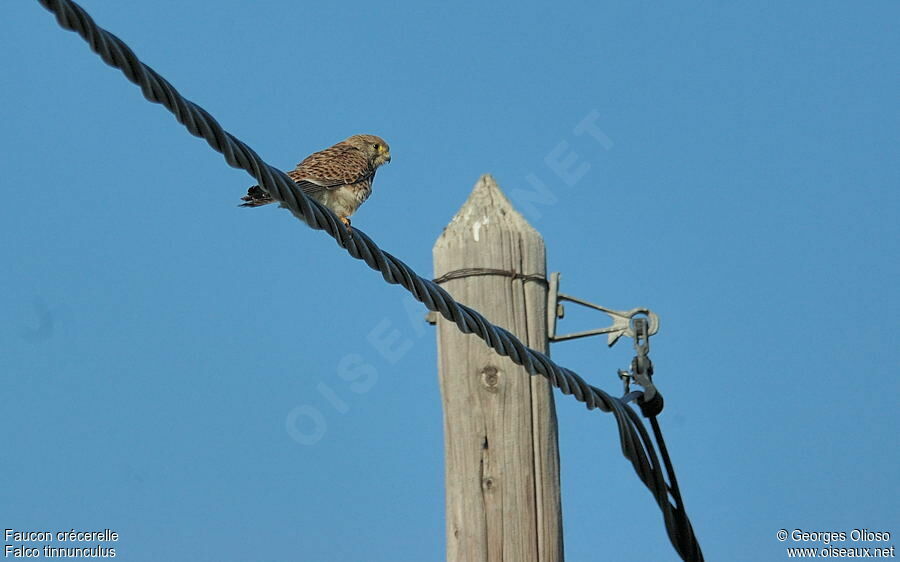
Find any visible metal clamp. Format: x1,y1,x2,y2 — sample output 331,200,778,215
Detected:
618,317,663,415
547,272,659,347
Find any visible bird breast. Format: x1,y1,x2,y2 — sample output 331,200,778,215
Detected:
318,182,372,218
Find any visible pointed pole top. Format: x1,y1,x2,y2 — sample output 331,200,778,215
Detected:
436,174,542,246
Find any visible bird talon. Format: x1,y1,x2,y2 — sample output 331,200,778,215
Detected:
340,217,352,228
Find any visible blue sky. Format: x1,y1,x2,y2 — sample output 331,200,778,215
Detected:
2,1,898,560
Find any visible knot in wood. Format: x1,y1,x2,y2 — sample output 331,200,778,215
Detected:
480,366,500,391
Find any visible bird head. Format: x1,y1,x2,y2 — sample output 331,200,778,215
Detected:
346,134,391,167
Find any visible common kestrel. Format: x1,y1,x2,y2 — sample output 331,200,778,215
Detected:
240,134,391,226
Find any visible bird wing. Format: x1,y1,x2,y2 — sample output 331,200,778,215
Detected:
288,143,373,194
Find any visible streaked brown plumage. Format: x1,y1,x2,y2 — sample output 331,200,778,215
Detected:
240,134,391,226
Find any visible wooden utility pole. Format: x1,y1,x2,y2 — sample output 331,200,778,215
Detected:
433,174,563,562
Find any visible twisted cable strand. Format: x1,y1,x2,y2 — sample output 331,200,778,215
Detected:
35,1,702,559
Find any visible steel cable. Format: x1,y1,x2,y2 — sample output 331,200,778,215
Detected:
35,1,703,559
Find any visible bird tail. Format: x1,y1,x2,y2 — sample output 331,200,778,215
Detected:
239,186,274,207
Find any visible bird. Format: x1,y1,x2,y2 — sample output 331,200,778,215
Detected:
240,134,391,227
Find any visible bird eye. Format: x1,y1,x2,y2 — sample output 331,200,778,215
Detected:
373,143,380,150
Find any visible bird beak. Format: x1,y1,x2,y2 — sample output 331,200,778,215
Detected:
386,153,392,163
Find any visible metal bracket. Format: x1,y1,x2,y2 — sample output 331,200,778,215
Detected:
547,272,659,347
